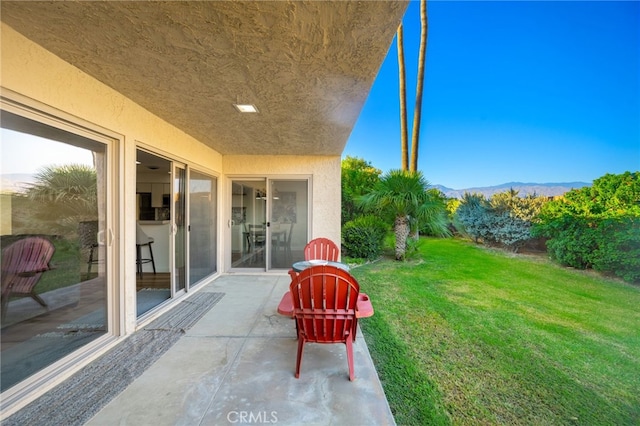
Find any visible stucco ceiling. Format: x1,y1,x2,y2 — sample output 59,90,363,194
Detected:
1,1,408,156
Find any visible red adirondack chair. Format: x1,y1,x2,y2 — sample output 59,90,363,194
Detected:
289,264,361,381
1,236,55,320
303,237,339,262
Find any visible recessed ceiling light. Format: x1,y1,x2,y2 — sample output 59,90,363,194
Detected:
233,104,259,113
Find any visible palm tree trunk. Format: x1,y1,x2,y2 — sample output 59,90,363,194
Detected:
397,24,409,171
394,214,410,260
410,0,428,172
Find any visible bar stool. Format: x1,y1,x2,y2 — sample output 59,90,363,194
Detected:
136,224,156,278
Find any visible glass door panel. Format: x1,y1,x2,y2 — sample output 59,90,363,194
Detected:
0,110,110,391
268,180,308,269
173,165,187,293
189,170,217,285
230,179,267,269
135,149,170,316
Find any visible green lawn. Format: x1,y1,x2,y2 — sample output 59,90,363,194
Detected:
351,238,640,425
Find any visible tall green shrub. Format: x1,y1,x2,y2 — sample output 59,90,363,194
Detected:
543,216,599,269
592,216,640,282
533,172,640,283
341,156,381,225
342,215,388,260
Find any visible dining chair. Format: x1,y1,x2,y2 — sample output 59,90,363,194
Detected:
248,224,266,262
273,222,294,261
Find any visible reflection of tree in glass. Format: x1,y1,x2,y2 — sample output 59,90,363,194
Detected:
272,192,296,223
22,164,97,235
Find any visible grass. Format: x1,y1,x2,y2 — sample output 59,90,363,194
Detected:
38,237,86,292
351,238,640,425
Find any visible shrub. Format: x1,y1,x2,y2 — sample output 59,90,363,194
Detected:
454,193,490,243
454,191,543,251
341,157,381,225
543,216,598,269
342,215,388,260
490,212,532,251
592,216,640,283
533,172,640,283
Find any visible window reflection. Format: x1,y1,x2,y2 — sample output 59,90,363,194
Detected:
1,112,108,391
189,171,217,285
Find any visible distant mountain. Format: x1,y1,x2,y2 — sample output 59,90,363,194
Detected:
1,173,35,193
433,182,591,199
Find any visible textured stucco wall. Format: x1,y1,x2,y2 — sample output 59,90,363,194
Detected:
0,23,223,171
1,23,342,270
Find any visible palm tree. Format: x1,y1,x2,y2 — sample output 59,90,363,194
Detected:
24,164,98,234
397,0,428,171
410,0,428,172
397,23,409,170
359,169,449,260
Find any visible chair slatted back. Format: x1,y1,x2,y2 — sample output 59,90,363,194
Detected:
290,265,359,344
1,237,55,295
304,237,339,262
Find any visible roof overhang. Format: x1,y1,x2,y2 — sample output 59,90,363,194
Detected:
1,1,408,156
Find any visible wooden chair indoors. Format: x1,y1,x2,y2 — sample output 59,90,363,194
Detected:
273,222,294,262
303,237,339,262
136,223,156,279
1,236,55,321
289,264,362,381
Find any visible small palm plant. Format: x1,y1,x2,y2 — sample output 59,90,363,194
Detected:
24,164,98,235
359,169,449,260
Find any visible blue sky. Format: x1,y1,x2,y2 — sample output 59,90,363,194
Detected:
343,0,640,189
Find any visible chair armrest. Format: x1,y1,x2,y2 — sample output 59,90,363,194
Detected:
277,291,294,317
356,293,374,318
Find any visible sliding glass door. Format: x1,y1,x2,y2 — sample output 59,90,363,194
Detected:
135,150,171,316
1,108,112,392
173,164,186,295
268,179,308,269
230,179,267,269
136,151,218,313
230,178,308,271
188,170,217,285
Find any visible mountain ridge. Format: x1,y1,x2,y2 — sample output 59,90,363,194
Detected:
433,181,591,199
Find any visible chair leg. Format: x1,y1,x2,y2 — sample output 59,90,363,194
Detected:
353,318,359,341
147,242,156,274
30,291,48,307
295,336,306,379
1,294,8,322
136,244,143,279
346,333,355,381
136,242,157,278
87,245,95,275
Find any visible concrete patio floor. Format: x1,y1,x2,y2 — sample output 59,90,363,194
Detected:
87,274,395,425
